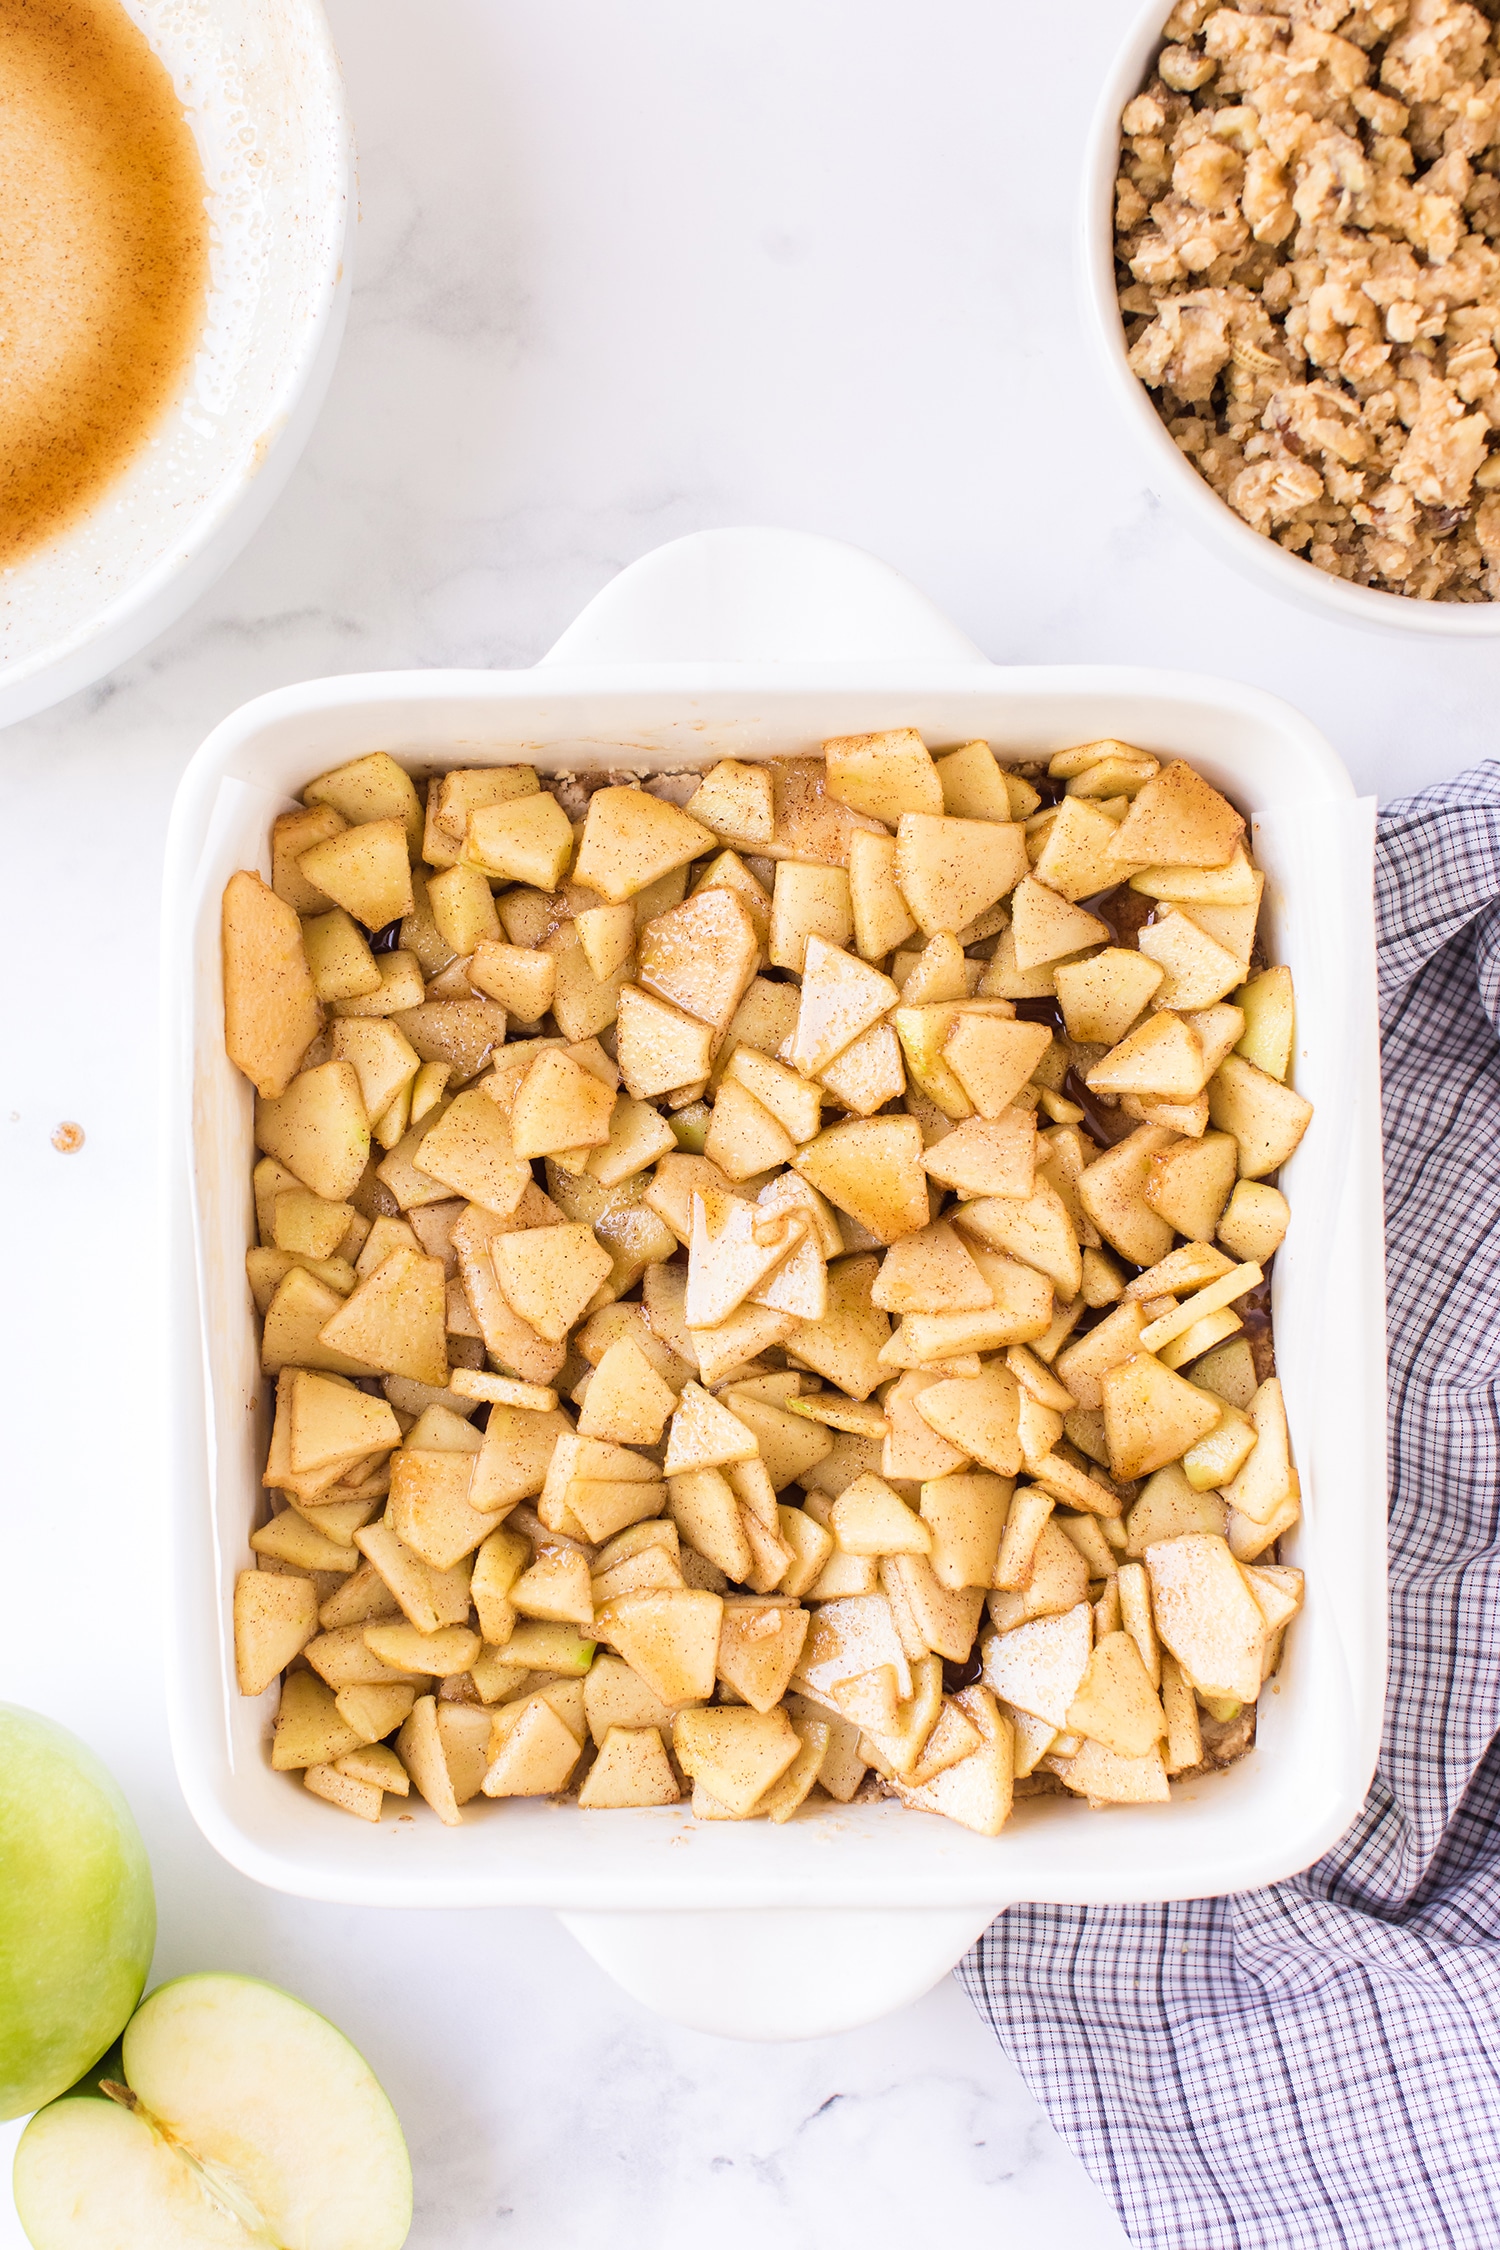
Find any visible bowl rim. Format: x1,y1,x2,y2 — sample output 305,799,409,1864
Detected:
0,0,355,705
1080,0,1500,636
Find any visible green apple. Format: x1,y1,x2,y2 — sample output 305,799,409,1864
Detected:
13,1972,413,2249
0,1704,155,2119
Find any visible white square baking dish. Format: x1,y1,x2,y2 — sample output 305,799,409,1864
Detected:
161,529,1386,2038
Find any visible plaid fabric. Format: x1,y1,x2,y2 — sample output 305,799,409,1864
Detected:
959,764,1500,2250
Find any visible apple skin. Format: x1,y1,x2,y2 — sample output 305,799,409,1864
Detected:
0,1705,155,2120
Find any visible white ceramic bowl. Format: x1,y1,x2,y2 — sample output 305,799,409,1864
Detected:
162,528,1387,2040
0,0,353,729
1083,0,1500,635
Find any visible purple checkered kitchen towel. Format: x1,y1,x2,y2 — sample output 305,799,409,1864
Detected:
960,763,1500,2250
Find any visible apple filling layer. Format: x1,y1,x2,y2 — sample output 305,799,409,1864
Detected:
221,734,1310,1833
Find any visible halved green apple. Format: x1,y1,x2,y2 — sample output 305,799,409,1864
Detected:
13,1973,411,2250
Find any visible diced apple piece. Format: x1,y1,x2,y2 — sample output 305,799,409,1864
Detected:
259,1267,372,1377
716,1599,811,1711
314,1247,448,1386
675,1705,800,1816
986,1518,1089,1627
1031,797,1134,899
795,1591,913,1705
510,1544,594,1626
499,1621,597,1672
880,1553,985,1662
284,1370,399,1473
1108,760,1244,869
1158,1651,1203,1773
687,1191,801,1326
1065,1630,1166,1757
572,902,637,985
1009,876,1110,970
272,802,347,910
414,1090,531,1214
491,1222,614,1343
981,1600,1092,1727
888,1684,1013,1834
594,1589,723,1705
464,793,574,890
331,950,426,1021
585,1096,678,1189
993,1486,1054,1588
637,888,759,1038
463,942,554,1025
1136,907,1244,1010
1208,1054,1313,1177
1220,1377,1295,1525
481,1697,584,1800
895,813,1028,936
721,1394,831,1488
1233,965,1294,1081
510,1050,616,1160
426,864,502,957
912,1364,1022,1476
423,766,539,866
823,728,942,823
942,1016,1052,1120
829,1474,931,1556
1130,842,1258,904
272,1671,365,1771
873,1221,992,1314
1144,1533,1267,1703
1077,1125,1176,1267
615,984,716,1101
1087,1012,1207,1102
304,750,423,852
684,758,775,845
387,1448,512,1570
331,1020,421,1131
664,1380,760,1474
1143,1131,1238,1244
848,830,918,961
667,1468,753,1580
1124,1464,1225,1556
795,1117,929,1244
705,1079,797,1180
726,1048,822,1145
1051,951,1160,1051
365,1621,480,1675
1102,1353,1222,1480
1055,1735,1171,1805
573,788,715,903
270,1190,355,1260
576,1725,679,1807
1217,1179,1290,1263
928,738,1010,823
1137,1262,1261,1356
255,1062,370,1204
297,818,413,932
770,862,854,973
222,872,324,1098
576,1336,676,1446
953,1179,1082,1300
922,1111,1036,1200
791,936,901,1085
356,1518,474,1634
233,1570,318,1697
914,1473,1010,1591
335,1685,419,1745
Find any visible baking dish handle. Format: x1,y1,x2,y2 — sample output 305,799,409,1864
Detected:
556,1903,1000,2042
539,526,987,667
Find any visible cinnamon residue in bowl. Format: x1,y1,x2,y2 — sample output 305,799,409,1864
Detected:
0,0,209,569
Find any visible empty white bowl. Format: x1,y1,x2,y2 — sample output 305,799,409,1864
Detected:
0,0,354,728
1082,0,1500,634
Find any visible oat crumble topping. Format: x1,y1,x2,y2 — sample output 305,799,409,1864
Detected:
1116,0,1500,599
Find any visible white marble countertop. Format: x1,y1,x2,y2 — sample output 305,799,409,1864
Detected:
2,0,1492,2240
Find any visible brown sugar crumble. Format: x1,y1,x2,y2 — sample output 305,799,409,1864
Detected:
1115,0,1500,600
